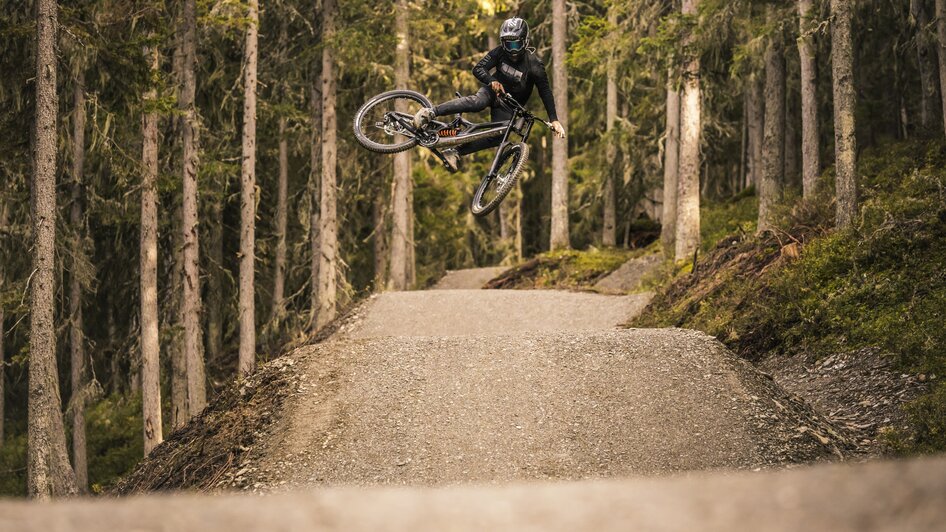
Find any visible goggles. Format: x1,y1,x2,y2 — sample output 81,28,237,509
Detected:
502,39,524,52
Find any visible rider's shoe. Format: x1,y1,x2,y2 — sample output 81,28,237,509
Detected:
413,107,435,130
442,148,461,173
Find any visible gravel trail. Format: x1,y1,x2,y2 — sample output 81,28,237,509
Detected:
246,288,844,491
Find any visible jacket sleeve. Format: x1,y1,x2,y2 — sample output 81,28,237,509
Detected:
533,57,559,122
473,47,502,86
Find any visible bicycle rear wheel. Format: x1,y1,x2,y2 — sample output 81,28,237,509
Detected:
470,142,529,217
353,90,433,154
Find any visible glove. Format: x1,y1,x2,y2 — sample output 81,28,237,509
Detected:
550,121,566,139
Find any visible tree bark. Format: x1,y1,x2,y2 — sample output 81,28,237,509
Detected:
272,21,289,322
238,0,259,378
0,202,6,445
746,74,764,189
389,0,413,291
309,81,321,324
317,0,338,329
935,0,946,136
675,0,702,260
798,0,821,197
69,74,88,494
205,196,223,365
180,0,206,416
912,0,939,131
29,0,78,499
830,0,859,228
550,0,570,250
759,5,786,234
170,204,187,428
660,71,680,258
141,43,163,456
602,7,618,247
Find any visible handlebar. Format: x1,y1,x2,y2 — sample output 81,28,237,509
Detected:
498,93,552,128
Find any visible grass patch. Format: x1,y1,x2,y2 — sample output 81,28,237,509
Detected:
485,247,643,289
636,139,946,453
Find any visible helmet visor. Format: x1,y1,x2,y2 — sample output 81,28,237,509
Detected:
502,39,524,52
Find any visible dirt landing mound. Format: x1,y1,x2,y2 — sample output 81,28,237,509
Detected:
243,329,848,491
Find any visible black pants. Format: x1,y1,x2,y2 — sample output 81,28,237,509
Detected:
433,87,513,156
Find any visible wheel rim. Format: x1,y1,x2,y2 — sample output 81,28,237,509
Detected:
475,145,521,211
357,95,429,148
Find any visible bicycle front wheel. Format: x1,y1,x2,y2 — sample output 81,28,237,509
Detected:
353,90,433,154
470,142,529,217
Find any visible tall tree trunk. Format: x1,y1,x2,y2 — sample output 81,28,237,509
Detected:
238,0,259,377
831,0,859,228
309,81,321,325
675,0,702,260
272,115,289,320
141,43,163,456
0,202,6,444
180,0,206,416
935,0,946,136
316,0,338,329
272,21,289,322
549,0,570,250
170,204,187,428
660,71,681,258
912,0,939,131
390,0,413,290
69,74,88,494
759,5,786,233
798,0,821,197
29,0,78,499
602,7,618,248
746,74,764,189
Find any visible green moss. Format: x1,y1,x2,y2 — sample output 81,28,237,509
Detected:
489,247,639,289
637,139,946,453
700,190,758,252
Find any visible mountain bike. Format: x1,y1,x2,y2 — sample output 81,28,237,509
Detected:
353,89,552,217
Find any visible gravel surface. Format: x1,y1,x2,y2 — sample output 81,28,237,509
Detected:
247,329,844,491
432,267,509,289
347,290,653,338
8,457,945,531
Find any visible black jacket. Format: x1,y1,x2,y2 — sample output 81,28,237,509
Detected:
472,47,559,122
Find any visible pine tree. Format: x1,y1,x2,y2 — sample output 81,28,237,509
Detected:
28,0,78,499
390,0,413,290
550,0,571,250
660,71,681,258
238,0,260,377
831,0,859,228
798,0,820,197
675,0,702,259
759,4,786,233
317,0,338,329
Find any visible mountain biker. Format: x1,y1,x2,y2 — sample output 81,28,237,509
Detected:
413,17,567,172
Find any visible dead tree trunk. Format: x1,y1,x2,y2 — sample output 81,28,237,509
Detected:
141,43,163,456
389,0,413,290
69,74,89,493
317,0,338,329
29,0,78,499
238,0,259,377
675,0,702,260
759,5,786,233
550,0,570,250
180,0,206,415
831,0,859,228
798,0,821,197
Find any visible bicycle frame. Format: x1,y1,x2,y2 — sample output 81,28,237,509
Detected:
384,94,546,175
